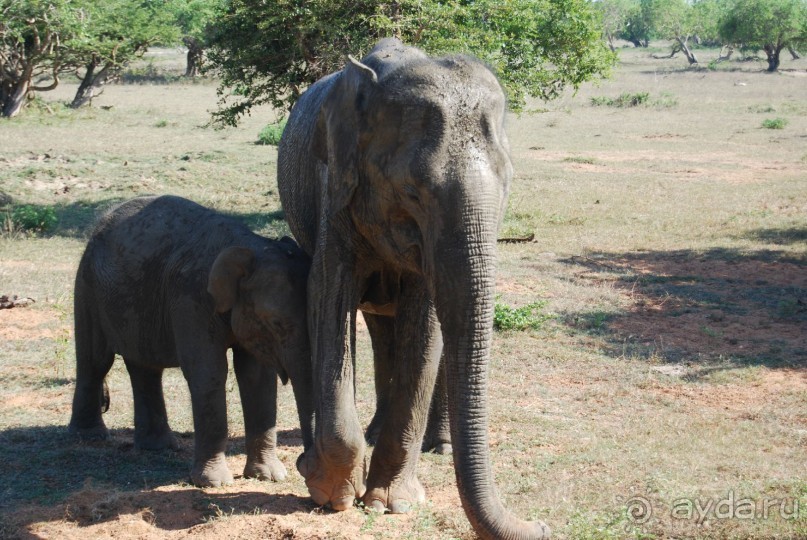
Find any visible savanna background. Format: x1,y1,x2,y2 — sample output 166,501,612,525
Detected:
1,37,806,540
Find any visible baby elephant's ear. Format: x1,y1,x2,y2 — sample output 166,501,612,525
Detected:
208,247,255,313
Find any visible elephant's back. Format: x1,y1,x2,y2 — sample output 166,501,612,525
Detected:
277,72,340,256
75,196,245,362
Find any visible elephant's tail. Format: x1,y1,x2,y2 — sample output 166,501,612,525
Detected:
101,378,110,413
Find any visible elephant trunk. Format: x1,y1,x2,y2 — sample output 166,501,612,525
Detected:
433,210,550,540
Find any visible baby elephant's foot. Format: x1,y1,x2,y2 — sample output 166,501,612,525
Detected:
297,446,366,511
244,455,287,482
363,475,426,514
191,454,234,487
134,430,180,451
68,419,109,441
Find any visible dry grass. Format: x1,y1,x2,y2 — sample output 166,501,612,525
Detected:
0,46,805,539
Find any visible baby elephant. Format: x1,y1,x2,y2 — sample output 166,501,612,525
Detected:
68,195,313,487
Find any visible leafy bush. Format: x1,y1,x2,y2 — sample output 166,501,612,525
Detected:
762,117,788,129
256,119,287,146
493,300,553,331
10,205,58,233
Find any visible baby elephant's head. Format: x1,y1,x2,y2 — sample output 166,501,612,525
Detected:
207,241,311,377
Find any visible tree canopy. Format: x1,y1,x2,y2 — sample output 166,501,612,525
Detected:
719,0,807,71
205,0,617,126
1,0,180,117
1,0,81,116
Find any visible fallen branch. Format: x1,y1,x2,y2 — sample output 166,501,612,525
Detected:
0,294,35,309
497,233,535,243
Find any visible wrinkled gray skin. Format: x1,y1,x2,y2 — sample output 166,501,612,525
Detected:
366,352,450,455
277,39,549,540
68,195,314,488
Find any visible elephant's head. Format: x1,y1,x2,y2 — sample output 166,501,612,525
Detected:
207,241,313,447
314,44,546,539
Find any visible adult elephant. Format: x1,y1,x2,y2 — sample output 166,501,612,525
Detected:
277,39,549,539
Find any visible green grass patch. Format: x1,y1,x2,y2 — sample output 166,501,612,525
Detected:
6,204,58,234
591,92,650,108
256,118,288,146
762,117,788,129
493,300,553,331
590,91,677,109
563,156,597,165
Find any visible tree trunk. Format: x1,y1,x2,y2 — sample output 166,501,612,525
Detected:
677,37,698,65
788,46,800,60
1,79,30,118
71,59,115,108
764,45,781,72
184,37,204,77
718,45,734,62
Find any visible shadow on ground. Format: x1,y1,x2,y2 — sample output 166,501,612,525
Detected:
0,426,312,537
560,246,807,368
1,196,290,240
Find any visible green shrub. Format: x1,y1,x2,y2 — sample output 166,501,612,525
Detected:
257,119,287,146
761,117,788,129
11,205,58,233
493,300,552,331
591,92,650,108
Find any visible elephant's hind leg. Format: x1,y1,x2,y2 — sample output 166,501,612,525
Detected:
68,302,114,440
233,347,286,481
124,359,179,451
364,313,395,446
421,357,452,455
363,274,443,513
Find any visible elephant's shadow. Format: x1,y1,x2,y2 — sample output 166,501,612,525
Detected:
0,425,314,535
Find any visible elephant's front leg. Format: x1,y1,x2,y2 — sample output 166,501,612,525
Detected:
363,274,443,513
233,346,286,481
296,236,367,511
181,352,233,487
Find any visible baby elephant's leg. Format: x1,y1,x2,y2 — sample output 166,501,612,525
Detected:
181,353,233,487
124,360,178,451
69,328,114,439
233,347,286,481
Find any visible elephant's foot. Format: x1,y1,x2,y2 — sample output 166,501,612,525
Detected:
190,454,234,487
423,441,452,454
296,446,367,511
244,455,287,482
134,429,180,451
363,475,426,514
364,413,383,446
68,418,109,441
421,426,452,454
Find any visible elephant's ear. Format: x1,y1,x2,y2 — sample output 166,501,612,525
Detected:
315,55,378,216
207,247,255,313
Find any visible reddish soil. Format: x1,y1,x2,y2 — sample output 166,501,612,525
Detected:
0,306,63,340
